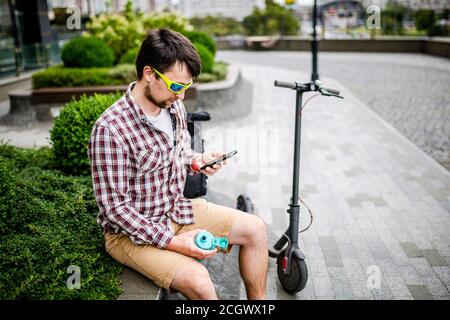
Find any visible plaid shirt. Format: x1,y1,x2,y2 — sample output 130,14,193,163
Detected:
88,82,201,249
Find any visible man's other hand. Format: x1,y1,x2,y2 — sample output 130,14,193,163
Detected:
166,229,217,260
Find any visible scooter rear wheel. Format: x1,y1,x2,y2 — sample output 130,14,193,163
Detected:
236,194,254,213
276,250,308,294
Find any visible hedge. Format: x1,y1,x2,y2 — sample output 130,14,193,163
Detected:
194,43,214,74
50,93,122,176
61,37,115,68
32,66,121,89
119,47,140,65
0,148,123,299
182,30,217,56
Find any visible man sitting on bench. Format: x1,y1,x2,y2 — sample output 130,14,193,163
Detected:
88,28,268,300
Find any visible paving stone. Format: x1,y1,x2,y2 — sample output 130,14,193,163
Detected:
295,280,316,300
376,258,402,277
410,258,437,276
319,236,344,268
422,249,448,267
308,258,329,278
432,295,450,300
313,276,334,297
337,242,358,259
407,285,434,300
394,296,415,300
330,277,354,300
421,275,450,296
384,275,414,298
400,242,424,258
433,266,450,285
316,296,336,300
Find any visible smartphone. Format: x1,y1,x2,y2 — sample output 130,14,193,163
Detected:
200,150,237,171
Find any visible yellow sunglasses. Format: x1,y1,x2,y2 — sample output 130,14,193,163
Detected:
151,67,193,94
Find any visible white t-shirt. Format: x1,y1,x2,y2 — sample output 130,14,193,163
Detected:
145,108,174,147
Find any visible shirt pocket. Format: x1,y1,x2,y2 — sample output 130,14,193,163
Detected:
136,148,162,174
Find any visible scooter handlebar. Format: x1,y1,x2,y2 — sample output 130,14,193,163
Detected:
322,87,340,95
274,80,297,89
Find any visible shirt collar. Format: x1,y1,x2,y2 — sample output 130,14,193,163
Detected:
125,81,178,123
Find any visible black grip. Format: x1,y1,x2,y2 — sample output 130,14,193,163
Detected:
187,111,210,122
324,87,340,95
274,80,297,89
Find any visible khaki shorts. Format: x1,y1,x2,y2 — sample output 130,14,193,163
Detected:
104,198,243,289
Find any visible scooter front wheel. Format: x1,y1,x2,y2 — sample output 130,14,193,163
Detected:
276,251,308,294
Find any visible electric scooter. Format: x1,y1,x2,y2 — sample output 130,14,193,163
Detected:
269,79,343,294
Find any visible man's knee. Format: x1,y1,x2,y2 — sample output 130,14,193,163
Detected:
250,215,267,244
237,214,267,246
170,262,216,299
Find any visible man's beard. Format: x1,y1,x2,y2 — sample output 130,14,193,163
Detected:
144,83,172,109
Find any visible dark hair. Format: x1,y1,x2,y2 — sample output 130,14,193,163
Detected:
135,28,202,80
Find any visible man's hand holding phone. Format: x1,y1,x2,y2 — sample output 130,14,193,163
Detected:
192,150,237,176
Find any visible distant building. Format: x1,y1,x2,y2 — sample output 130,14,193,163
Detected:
381,0,449,10
177,0,266,21
49,0,173,16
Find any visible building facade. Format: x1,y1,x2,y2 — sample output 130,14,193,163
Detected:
177,0,266,21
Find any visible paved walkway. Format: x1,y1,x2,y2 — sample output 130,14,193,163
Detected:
202,61,450,300
217,51,450,171
1,56,449,300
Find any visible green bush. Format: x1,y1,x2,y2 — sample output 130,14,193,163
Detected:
182,30,216,56
0,158,16,235
0,143,56,171
141,12,190,33
108,64,137,84
61,37,115,68
196,73,216,83
119,47,139,65
194,43,214,74
196,62,228,83
50,93,122,176
0,154,123,299
86,13,145,64
242,2,300,36
211,61,228,80
189,15,244,37
32,66,123,89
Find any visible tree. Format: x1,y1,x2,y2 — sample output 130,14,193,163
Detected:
415,9,449,36
242,0,300,36
189,15,244,36
381,2,409,35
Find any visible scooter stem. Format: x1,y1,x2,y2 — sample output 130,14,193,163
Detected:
291,90,303,207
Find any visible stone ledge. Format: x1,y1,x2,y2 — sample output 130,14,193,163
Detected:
216,36,450,59
117,267,162,300
1,64,240,125
195,64,240,92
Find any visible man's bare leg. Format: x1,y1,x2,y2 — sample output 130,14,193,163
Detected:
228,214,268,299
170,260,218,300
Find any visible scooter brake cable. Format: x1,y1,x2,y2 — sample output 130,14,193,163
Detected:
300,93,322,114
298,197,314,233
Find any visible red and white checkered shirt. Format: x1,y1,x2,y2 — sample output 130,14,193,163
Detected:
88,82,201,249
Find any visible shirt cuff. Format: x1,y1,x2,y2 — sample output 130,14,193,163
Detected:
188,152,203,175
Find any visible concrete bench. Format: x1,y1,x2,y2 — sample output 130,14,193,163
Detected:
246,36,281,50
117,267,163,300
0,90,36,126
0,89,54,126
